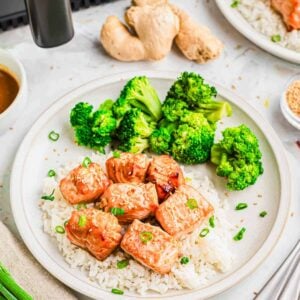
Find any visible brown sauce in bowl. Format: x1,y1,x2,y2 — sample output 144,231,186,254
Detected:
0,66,19,114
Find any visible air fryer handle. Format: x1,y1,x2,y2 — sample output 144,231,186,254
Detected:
25,0,74,48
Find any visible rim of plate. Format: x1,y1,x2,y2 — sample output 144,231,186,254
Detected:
10,71,291,300
215,0,300,64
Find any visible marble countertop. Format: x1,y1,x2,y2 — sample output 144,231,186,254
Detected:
0,0,299,299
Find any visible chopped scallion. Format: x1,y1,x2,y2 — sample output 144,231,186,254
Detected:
110,207,125,216
199,228,209,238
235,203,248,210
139,231,153,244
231,0,240,8
185,198,198,210
209,216,215,228
111,288,124,295
82,157,92,168
78,215,87,227
117,260,129,269
55,226,65,234
48,131,60,141
233,227,246,241
41,189,55,201
180,257,189,264
47,169,56,177
113,151,121,158
259,211,267,218
76,203,87,210
64,220,69,227
271,34,281,43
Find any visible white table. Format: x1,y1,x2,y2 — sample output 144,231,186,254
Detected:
0,0,299,299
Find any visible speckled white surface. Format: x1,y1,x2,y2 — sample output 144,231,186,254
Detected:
0,0,299,299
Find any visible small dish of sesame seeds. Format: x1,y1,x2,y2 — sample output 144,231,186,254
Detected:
280,73,300,130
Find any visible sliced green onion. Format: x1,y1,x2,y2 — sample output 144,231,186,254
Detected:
78,215,87,227
113,151,121,158
231,0,240,8
139,231,153,244
111,288,124,295
82,157,92,168
41,189,55,201
117,259,129,269
110,207,125,216
235,203,248,210
271,34,281,43
64,220,69,227
185,198,198,210
180,257,189,264
0,282,18,300
233,227,246,241
259,211,267,218
55,226,65,234
199,228,209,238
209,216,215,228
47,169,56,177
48,131,60,141
76,203,87,210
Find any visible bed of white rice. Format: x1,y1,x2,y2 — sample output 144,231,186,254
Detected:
39,152,234,295
237,0,300,52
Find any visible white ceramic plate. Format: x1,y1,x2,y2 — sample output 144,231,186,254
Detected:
215,0,300,64
10,71,291,299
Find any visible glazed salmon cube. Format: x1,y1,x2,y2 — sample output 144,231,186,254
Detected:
147,155,185,202
60,162,110,205
106,152,149,183
155,184,214,238
65,208,122,260
100,182,158,224
121,219,179,274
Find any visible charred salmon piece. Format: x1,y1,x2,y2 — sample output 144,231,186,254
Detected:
59,162,110,205
271,0,300,30
155,184,214,238
65,208,122,260
100,182,158,224
106,152,150,183
147,155,185,202
121,219,179,274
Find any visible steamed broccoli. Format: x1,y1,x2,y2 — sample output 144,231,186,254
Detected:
171,112,215,164
162,97,188,122
113,76,162,121
211,124,264,191
70,100,117,153
166,72,232,123
118,136,149,154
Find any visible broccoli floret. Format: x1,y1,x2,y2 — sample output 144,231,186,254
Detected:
91,108,117,136
211,124,264,191
149,127,173,154
171,112,215,164
113,76,162,121
118,136,149,154
70,102,93,127
162,98,188,122
196,101,232,123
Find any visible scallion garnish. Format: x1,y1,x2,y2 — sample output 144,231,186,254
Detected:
139,231,153,244
209,216,215,228
259,211,267,218
47,169,56,177
233,227,246,241
235,203,248,210
231,0,240,8
64,220,69,227
76,203,87,210
113,151,121,158
271,34,281,43
82,157,92,168
117,259,129,269
55,225,65,234
180,257,189,264
185,198,198,210
78,215,87,227
111,288,124,295
110,207,125,216
41,189,55,201
48,131,60,141
199,228,209,238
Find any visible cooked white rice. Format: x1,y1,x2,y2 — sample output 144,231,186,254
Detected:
237,0,300,52
39,152,234,295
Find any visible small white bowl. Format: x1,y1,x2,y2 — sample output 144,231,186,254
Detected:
0,49,27,134
280,74,300,130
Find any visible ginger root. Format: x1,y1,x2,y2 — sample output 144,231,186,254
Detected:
100,0,223,63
